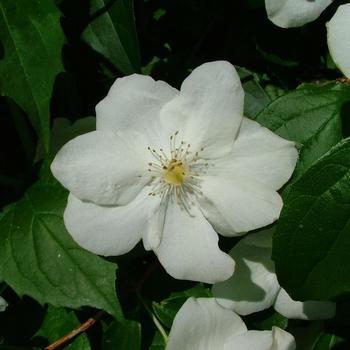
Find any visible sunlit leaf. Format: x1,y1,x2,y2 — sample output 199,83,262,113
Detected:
256,84,350,180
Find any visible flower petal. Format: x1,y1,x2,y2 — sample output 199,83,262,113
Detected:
153,201,235,283
270,327,296,350
96,74,178,147
225,331,273,350
51,130,150,206
199,175,283,236
212,118,298,191
265,0,333,28
274,288,336,320
142,196,168,251
167,298,247,350
212,230,280,315
160,61,244,159
327,4,350,78
226,327,295,350
63,188,160,256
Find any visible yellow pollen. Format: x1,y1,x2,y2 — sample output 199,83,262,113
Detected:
163,159,186,186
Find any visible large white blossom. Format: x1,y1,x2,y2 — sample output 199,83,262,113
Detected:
265,0,334,28
166,297,296,350
327,4,350,78
51,61,298,284
212,229,336,320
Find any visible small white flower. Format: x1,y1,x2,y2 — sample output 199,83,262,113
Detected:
51,61,297,283
327,4,350,78
0,296,8,312
166,297,296,350
212,229,336,320
265,1,350,78
265,0,333,28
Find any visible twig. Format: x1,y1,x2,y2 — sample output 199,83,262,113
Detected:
45,310,104,350
336,76,350,83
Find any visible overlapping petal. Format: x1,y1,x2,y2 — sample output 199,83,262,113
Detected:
199,176,283,236
227,329,295,350
327,4,350,78
212,118,298,191
167,297,296,350
51,130,150,206
160,61,244,159
265,0,333,28
274,288,336,320
167,298,247,350
270,327,296,350
212,230,280,315
64,188,161,256
153,201,235,284
213,229,336,320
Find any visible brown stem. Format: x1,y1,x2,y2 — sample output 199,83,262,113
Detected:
336,76,350,83
44,311,104,350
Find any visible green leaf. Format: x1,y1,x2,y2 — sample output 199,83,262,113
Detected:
264,84,286,101
0,0,65,151
83,0,141,75
152,284,211,329
149,330,166,350
35,306,91,350
273,138,350,300
35,117,96,162
245,309,288,331
256,84,350,180
236,67,271,119
0,175,122,319
311,333,345,350
102,319,141,350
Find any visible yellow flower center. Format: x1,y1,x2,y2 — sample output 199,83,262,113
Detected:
164,160,186,186
146,131,208,214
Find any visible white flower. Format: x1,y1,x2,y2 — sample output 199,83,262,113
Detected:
212,229,336,320
327,4,350,78
51,61,298,284
166,297,296,350
265,0,333,28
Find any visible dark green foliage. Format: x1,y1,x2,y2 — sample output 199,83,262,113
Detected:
0,0,349,349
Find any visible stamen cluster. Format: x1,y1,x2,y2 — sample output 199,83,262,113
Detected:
147,131,208,212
